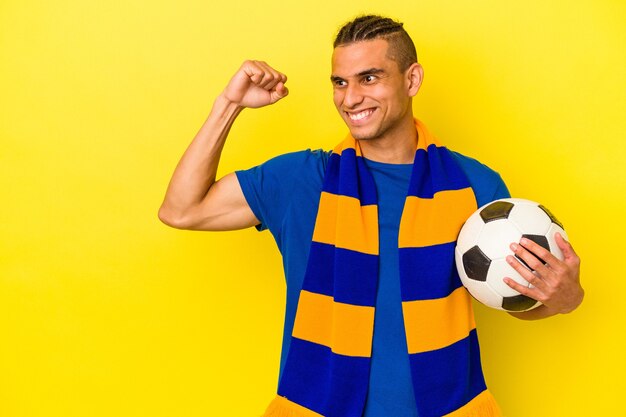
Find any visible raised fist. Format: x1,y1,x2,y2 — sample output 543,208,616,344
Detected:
222,60,289,108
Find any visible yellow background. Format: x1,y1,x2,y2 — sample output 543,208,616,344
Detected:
1,0,624,416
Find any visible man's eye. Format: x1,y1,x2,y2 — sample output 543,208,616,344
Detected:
334,80,347,87
364,75,377,83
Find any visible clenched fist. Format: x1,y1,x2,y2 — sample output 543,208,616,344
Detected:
222,60,289,108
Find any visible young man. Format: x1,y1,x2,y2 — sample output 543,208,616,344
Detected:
159,15,583,417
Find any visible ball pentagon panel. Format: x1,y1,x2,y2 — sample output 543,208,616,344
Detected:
502,294,540,312
461,245,491,282
479,201,514,223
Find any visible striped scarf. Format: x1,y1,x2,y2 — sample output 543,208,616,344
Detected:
263,119,502,417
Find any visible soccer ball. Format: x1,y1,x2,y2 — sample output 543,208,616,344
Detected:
455,198,568,312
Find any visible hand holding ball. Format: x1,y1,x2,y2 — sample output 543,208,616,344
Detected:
455,198,568,312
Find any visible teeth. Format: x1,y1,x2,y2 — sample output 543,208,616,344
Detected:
348,109,373,121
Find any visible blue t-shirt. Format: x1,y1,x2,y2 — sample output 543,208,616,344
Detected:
236,149,510,417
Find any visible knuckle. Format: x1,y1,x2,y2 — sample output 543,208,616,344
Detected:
554,264,568,276
508,280,521,289
527,258,542,270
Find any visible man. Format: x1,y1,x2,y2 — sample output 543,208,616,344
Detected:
159,15,583,417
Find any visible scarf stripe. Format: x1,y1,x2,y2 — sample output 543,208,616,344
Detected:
400,188,477,247
292,290,375,357
399,243,464,300
265,119,501,417
301,243,378,305
313,192,379,255
278,338,370,415
408,330,488,416
403,286,476,354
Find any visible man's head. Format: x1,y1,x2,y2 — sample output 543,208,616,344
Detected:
331,15,423,143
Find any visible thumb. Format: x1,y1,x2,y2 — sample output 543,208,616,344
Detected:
272,82,289,101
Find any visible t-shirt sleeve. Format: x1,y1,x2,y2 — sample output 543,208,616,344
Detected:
489,176,511,202
450,151,511,207
235,149,327,235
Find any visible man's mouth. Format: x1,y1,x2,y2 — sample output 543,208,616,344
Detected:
346,108,375,122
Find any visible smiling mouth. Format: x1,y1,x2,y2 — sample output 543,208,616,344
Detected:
346,108,375,122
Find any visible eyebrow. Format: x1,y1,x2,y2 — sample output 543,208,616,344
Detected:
330,67,386,82
357,68,386,77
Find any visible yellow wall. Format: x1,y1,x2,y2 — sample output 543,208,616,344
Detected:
1,1,624,416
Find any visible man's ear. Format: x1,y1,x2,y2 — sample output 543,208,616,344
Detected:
406,63,424,97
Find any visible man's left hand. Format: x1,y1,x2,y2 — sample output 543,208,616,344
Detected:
505,232,584,314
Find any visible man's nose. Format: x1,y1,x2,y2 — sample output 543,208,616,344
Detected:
343,84,364,108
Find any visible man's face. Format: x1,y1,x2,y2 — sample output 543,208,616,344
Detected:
331,39,413,141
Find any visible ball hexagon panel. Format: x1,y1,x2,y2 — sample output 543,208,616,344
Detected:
462,279,505,310
508,202,552,235
545,223,569,260
486,258,530,298
455,212,485,253
477,219,522,260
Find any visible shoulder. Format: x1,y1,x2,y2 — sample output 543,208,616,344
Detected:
448,150,510,206
236,149,330,187
234,149,331,233
245,148,331,174
449,150,500,182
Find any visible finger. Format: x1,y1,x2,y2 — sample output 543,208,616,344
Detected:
518,237,559,266
503,275,543,302
255,71,276,89
244,60,275,88
270,82,289,103
506,254,549,292
253,61,283,89
256,60,287,82
555,232,580,264
243,61,268,85
511,241,552,278
257,61,286,90
276,82,289,97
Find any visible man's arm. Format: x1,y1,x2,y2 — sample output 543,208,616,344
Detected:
158,60,288,231
505,232,584,320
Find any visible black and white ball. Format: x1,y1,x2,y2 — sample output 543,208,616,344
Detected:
455,198,567,312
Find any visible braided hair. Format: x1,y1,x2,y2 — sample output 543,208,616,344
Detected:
334,15,418,71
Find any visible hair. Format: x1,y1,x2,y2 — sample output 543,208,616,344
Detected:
334,15,418,71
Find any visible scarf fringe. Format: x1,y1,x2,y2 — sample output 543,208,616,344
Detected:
443,390,503,417
262,396,324,417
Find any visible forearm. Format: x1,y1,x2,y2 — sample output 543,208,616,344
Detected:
508,304,561,320
159,94,243,221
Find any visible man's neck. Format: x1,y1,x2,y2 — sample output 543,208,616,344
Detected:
358,118,418,164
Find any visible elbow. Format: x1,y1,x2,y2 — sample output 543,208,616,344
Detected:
158,204,191,229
